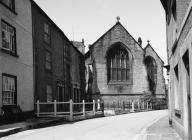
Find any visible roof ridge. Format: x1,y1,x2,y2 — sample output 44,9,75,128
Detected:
144,43,164,64
90,22,144,52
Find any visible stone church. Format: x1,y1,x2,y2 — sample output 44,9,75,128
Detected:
85,19,166,106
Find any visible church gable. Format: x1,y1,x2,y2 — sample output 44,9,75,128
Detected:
144,43,165,96
90,22,144,61
144,44,164,65
88,21,149,96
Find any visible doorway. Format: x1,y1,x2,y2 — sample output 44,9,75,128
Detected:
57,84,65,112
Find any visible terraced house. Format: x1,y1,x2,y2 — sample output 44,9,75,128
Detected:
0,0,85,121
31,1,85,106
161,0,192,139
0,0,34,119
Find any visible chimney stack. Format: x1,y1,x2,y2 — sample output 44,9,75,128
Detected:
138,37,142,46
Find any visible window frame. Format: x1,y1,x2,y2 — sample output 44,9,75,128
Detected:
0,0,16,14
46,84,53,102
1,20,17,56
107,45,132,84
45,50,52,71
43,22,51,45
2,73,17,106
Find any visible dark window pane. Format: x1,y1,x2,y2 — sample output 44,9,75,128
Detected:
118,69,121,80
45,51,52,70
112,58,116,68
112,68,117,81
117,58,120,68
122,69,126,80
126,69,130,80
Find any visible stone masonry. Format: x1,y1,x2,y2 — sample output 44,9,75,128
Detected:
85,21,166,106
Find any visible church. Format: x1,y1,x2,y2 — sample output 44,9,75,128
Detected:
85,18,166,107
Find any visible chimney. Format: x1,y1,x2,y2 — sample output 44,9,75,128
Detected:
82,38,84,45
138,37,142,46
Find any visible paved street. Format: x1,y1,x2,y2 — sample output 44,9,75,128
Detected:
1,110,173,140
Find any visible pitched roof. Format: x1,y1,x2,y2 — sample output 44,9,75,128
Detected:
144,43,164,64
89,21,144,51
160,0,169,12
72,41,86,55
30,0,83,56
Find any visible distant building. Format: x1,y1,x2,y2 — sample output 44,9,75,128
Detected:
72,39,86,55
31,1,85,106
85,20,166,107
0,0,34,117
161,0,192,139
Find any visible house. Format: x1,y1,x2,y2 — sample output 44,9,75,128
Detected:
160,0,192,139
85,19,166,107
0,0,34,119
31,1,85,107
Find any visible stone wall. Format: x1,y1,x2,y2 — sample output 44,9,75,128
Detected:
164,0,192,139
90,22,149,102
144,45,166,96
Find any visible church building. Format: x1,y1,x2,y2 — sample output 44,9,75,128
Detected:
85,18,166,107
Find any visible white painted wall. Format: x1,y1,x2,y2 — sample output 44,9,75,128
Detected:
0,0,34,113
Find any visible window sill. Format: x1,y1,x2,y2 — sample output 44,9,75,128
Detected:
174,109,181,119
0,48,19,58
108,81,132,85
0,2,17,15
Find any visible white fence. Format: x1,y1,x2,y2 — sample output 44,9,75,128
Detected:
104,101,153,112
36,99,104,121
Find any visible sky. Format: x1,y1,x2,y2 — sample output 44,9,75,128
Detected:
34,0,167,64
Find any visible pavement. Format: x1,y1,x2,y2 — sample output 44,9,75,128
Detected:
0,117,65,138
144,116,182,140
0,110,182,140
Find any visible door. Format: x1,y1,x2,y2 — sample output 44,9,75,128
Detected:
58,86,65,111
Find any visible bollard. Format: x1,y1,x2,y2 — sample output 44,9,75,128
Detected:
138,102,140,110
82,100,85,118
122,101,125,110
37,100,40,117
69,99,73,121
131,101,135,112
143,102,145,110
54,100,57,117
93,100,96,115
97,99,101,110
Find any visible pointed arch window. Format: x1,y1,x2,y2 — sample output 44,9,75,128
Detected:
107,46,131,82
